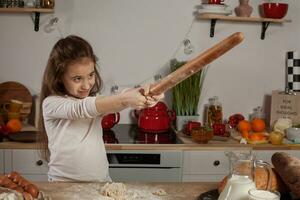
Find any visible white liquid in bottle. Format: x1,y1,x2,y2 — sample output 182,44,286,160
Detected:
218,175,256,200
248,189,280,200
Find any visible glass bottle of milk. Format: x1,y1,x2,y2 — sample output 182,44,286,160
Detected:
218,152,272,200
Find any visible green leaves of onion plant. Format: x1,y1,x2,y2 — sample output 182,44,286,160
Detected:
170,59,207,116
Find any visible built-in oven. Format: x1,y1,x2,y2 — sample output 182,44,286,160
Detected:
107,150,183,182
105,124,183,182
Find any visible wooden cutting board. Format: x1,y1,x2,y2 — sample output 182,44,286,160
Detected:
7,131,37,143
0,81,32,105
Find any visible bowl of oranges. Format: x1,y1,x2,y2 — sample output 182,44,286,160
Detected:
237,118,268,144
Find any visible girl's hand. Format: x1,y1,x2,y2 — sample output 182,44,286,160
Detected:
140,84,165,107
95,85,164,114
120,87,148,110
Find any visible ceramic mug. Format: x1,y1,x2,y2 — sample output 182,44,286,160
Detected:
248,189,280,200
208,0,224,4
7,112,20,120
3,99,23,113
101,113,120,130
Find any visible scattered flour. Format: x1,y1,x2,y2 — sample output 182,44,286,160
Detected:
100,183,168,200
0,193,19,200
47,182,168,200
0,187,22,200
152,189,167,196
100,183,126,200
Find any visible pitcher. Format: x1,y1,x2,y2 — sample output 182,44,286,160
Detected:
218,151,272,200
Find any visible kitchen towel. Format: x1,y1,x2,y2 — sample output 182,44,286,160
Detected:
287,51,300,92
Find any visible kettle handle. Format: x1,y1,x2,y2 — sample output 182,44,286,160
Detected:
133,110,139,119
167,110,176,121
115,112,120,124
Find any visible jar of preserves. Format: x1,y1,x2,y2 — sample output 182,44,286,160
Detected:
205,96,223,127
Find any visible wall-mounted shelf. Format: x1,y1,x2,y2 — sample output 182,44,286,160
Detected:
198,14,291,40
0,7,54,31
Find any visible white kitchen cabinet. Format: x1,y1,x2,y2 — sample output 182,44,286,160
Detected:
252,150,300,166
4,149,48,181
182,149,251,182
0,150,4,174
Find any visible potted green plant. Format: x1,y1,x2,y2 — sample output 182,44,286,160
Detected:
170,59,207,131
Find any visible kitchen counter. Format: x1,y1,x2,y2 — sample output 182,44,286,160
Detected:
1,132,300,150
36,182,217,200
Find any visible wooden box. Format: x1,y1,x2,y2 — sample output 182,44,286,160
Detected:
270,90,300,126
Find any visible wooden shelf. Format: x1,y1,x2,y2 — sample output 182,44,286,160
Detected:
198,14,292,40
0,7,54,31
0,7,53,13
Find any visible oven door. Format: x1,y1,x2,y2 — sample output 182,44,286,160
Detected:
107,150,183,182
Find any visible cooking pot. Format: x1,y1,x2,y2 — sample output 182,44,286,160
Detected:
134,101,176,133
101,112,120,130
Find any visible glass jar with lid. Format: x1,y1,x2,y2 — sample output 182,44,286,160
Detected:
204,96,223,127
250,106,265,121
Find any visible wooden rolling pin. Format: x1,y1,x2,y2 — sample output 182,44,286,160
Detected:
149,32,244,95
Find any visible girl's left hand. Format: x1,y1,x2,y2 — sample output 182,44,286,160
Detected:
140,84,165,107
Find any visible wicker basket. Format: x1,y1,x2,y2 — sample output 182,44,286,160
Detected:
191,127,213,144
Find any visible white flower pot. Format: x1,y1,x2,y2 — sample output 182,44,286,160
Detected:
176,115,200,131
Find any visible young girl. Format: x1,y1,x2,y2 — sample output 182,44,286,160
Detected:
38,35,164,182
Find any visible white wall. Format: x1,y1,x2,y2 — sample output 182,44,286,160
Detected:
0,0,299,124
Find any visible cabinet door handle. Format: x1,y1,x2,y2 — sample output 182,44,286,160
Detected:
213,160,220,166
36,160,43,166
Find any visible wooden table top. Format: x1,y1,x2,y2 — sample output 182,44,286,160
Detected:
36,182,218,200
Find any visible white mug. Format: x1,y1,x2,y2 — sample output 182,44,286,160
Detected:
248,189,280,200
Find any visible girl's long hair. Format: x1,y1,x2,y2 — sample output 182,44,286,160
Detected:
37,35,102,162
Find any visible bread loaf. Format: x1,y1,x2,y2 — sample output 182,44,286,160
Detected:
1,171,40,199
218,167,288,194
272,152,300,198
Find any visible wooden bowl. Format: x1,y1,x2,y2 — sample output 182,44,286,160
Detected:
191,127,213,144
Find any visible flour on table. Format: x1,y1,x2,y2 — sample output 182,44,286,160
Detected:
152,189,167,196
100,183,126,200
53,184,113,200
0,193,19,200
56,182,167,200
100,183,166,200
0,187,22,200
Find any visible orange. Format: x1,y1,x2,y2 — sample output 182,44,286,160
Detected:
241,131,249,139
237,120,251,133
6,119,22,133
248,132,266,141
251,119,266,132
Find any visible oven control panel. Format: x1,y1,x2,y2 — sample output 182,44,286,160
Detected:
107,153,160,165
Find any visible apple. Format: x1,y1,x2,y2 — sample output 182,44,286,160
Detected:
185,121,201,135
228,114,245,128
0,124,11,136
269,131,284,145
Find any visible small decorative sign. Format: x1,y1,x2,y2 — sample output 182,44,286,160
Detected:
270,90,300,126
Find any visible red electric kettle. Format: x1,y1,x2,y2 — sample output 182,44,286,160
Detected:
134,101,176,133
101,112,120,130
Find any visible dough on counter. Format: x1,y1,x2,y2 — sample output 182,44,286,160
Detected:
100,182,126,200
152,188,167,196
